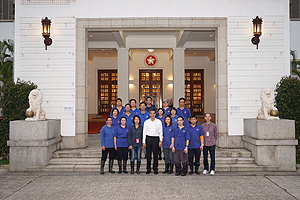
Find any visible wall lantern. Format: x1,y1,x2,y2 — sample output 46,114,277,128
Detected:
251,16,263,49
41,17,52,50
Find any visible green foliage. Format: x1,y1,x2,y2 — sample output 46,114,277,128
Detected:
0,78,37,158
275,76,300,158
0,158,9,165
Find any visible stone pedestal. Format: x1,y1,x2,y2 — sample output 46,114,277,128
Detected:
243,119,298,171
7,119,61,171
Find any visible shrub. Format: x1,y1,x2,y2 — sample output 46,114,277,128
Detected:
0,78,37,158
275,76,300,158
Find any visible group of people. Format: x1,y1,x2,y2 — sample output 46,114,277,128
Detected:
100,97,218,176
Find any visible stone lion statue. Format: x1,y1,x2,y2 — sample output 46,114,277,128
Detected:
257,88,279,120
25,89,47,121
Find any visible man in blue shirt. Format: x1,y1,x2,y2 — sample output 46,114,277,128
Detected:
121,103,134,127
110,98,125,118
130,99,142,116
171,116,190,176
176,97,191,127
145,96,157,113
139,102,150,126
162,99,171,116
187,115,204,175
100,117,116,174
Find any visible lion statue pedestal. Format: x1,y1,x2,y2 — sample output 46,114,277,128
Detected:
25,89,47,121
257,88,279,120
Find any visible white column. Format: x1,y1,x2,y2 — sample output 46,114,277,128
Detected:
173,48,185,108
117,48,129,102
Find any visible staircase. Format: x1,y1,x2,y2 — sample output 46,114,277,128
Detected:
27,134,278,172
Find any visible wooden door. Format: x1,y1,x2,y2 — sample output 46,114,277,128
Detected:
139,70,163,109
98,70,118,115
185,69,204,115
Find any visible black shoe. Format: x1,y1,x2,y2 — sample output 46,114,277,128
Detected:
189,165,194,175
168,164,174,174
123,161,128,174
181,173,186,176
175,172,181,176
136,162,141,174
146,170,151,174
195,166,200,174
163,163,169,174
118,161,122,174
158,156,162,160
144,155,147,159
130,162,134,174
154,171,158,175
100,160,105,174
109,159,115,173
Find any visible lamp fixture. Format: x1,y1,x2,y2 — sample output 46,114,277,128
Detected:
148,49,154,53
251,16,263,49
41,17,52,50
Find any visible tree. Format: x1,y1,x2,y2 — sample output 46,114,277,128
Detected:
291,50,300,78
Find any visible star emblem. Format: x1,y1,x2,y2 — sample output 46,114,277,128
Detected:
147,56,155,65
144,54,158,67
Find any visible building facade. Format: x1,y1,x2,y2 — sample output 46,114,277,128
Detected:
14,0,290,149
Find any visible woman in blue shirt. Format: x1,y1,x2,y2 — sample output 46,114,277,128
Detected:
170,107,179,127
114,117,129,174
100,117,116,174
128,115,143,174
162,115,175,174
111,108,120,127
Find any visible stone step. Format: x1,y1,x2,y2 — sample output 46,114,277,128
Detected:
49,157,255,165
27,163,278,172
52,148,252,158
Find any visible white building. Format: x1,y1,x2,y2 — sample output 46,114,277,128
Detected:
13,0,292,149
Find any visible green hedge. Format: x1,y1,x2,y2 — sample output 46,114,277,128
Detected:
0,79,37,158
275,76,300,158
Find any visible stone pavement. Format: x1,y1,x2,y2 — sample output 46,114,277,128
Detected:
1,171,300,200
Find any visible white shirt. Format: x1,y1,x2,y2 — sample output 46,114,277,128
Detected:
142,118,163,143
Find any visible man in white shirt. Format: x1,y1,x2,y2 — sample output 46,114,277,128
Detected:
143,108,163,174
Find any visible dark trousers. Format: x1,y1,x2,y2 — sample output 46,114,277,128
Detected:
117,147,128,161
101,148,115,161
146,136,159,172
188,148,201,167
174,150,188,174
203,145,215,171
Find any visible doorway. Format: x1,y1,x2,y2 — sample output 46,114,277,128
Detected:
139,69,163,108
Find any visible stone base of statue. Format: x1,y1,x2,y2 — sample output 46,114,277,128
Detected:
7,119,61,171
243,119,298,171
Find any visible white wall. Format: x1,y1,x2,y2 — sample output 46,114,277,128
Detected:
0,21,14,41
291,21,300,59
15,0,290,136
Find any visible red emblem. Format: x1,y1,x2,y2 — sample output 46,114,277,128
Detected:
144,54,158,68
169,129,171,131
184,111,186,113
183,130,185,132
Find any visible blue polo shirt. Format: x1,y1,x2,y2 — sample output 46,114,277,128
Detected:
111,116,120,128
171,126,190,151
176,107,191,126
114,125,129,147
100,124,115,148
145,104,156,113
130,108,141,116
156,115,164,127
163,107,171,116
110,106,125,118
139,111,150,126
121,112,134,127
163,124,174,148
187,124,204,149
171,115,179,127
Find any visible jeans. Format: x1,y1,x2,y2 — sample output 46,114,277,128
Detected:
131,146,142,162
203,145,215,171
174,150,188,174
188,148,201,167
163,148,174,165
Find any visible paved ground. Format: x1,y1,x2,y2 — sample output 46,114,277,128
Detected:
1,171,300,200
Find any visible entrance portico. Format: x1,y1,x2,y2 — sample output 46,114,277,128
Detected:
70,17,230,149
